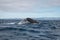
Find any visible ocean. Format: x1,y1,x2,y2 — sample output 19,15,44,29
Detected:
0,19,60,40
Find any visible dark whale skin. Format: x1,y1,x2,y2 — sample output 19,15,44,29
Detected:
26,18,39,23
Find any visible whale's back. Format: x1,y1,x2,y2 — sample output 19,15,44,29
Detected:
26,18,39,23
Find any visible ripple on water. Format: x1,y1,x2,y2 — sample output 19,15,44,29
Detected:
0,20,60,40
28,30,40,33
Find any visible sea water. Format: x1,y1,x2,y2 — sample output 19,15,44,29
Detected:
0,19,60,40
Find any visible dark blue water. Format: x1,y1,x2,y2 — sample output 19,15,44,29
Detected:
0,20,60,40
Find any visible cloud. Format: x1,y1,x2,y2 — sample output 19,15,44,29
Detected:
0,0,36,12
0,0,60,12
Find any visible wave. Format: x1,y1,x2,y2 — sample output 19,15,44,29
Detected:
0,20,60,40
0,26,39,31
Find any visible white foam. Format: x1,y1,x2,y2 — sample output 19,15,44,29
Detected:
6,23,15,24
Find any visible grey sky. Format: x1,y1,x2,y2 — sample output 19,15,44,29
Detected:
0,0,60,18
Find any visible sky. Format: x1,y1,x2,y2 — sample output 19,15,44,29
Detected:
0,0,60,18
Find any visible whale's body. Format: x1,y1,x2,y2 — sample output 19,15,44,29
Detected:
15,18,39,24
26,18,39,23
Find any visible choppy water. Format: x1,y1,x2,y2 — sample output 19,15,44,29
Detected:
0,20,60,40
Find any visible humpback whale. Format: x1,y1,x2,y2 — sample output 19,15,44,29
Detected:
26,18,39,23
15,18,39,24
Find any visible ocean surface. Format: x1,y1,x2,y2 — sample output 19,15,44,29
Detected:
0,19,60,40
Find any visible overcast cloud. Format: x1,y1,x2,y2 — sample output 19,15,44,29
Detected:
0,0,60,12
0,0,60,18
